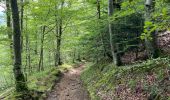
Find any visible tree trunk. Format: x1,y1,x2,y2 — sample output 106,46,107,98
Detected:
55,15,58,66
25,13,31,73
96,0,107,58
10,0,28,92
57,21,62,65
35,31,38,55
38,26,45,71
55,2,64,66
20,0,24,52
108,0,117,65
6,0,13,61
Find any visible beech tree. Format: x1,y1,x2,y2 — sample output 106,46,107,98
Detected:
55,1,64,66
0,0,169,99
10,0,28,92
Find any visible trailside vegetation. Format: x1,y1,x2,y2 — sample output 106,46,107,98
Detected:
0,0,169,99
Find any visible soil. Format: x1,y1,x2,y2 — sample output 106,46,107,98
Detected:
46,64,90,100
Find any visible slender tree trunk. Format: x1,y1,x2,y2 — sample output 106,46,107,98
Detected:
28,45,31,72
38,26,45,71
55,14,58,66
108,0,117,65
6,0,13,61
35,31,38,55
24,35,28,72
55,2,64,66
20,0,24,52
96,0,107,58
57,21,62,65
25,13,31,73
114,1,122,66
10,0,28,92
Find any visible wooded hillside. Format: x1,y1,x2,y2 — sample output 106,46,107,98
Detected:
0,0,169,100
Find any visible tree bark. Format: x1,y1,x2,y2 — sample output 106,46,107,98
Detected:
55,14,58,66
10,0,28,92
20,0,24,52
55,2,64,66
57,20,62,65
6,0,13,61
108,0,117,65
38,26,46,71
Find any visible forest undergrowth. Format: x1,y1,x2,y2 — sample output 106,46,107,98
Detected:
0,0,169,99
81,57,170,100
0,63,80,100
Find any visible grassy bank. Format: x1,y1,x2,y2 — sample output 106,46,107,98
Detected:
81,58,170,100
0,63,79,99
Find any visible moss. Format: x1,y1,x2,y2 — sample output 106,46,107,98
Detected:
27,67,60,93
59,64,74,72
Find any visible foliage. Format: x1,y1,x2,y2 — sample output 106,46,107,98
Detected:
0,0,169,99
0,63,77,99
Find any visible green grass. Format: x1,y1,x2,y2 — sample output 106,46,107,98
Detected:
59,64,74,72
81,58,170,100
27,67,60,92
0,44,14,93
0,62,79,99
0,66,60,100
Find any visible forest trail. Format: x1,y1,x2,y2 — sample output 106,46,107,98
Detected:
46,64,90,100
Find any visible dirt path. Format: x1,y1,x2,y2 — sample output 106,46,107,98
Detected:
46,64,90,100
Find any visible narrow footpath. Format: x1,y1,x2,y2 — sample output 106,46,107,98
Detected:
46,64,90,100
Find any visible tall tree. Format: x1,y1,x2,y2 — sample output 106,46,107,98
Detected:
108,0,117,65
20,0,24,52
96,0,107,58
56,18,63,65
6,0,13,60
10,0,28,92
55,1,64,66
54,4,59,66
38,26,46,71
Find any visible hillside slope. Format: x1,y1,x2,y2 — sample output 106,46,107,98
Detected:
81,58,170,100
